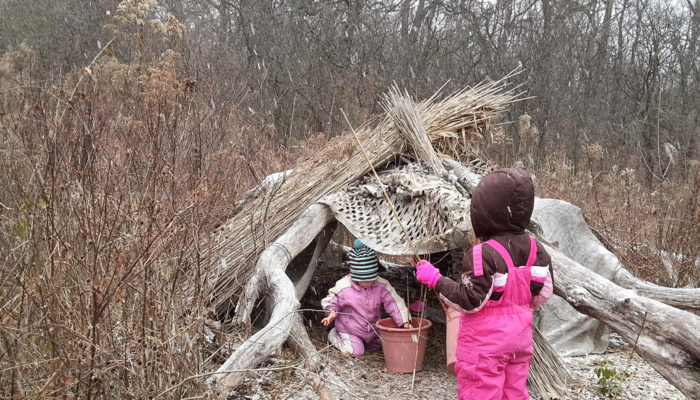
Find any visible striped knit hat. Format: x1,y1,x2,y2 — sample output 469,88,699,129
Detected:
349,239,379,282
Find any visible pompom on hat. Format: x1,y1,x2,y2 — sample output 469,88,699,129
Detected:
349,239,379,282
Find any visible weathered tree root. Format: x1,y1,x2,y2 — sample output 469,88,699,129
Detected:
212,164,700,398
211,203,335,390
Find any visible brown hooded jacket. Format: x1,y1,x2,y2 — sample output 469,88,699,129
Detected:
435,168,553,311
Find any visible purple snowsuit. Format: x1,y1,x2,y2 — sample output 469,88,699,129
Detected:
322,275,410,356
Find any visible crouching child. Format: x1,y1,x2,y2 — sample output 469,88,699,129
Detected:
321,239,412,356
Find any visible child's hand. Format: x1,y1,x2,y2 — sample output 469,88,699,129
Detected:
403,322,413,329
321,310,336,326
415,259,442,288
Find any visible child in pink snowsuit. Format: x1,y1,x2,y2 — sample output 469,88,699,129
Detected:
415,168,554,399
321,239,412,356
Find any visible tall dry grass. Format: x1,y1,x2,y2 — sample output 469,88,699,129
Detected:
541,153,698,286
0,15,312,400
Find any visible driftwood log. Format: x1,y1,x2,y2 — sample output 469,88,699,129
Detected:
533,198,700,312
546,240,700,397
529,199,700,397
210,203,335,389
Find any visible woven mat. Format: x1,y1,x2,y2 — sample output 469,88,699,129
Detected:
319,164,472,256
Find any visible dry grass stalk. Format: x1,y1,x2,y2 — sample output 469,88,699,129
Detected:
530,327,576,399
199,77,519,316
383,85,444,174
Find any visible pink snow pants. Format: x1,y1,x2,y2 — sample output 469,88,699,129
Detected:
455,240,535,400
328,327,382,356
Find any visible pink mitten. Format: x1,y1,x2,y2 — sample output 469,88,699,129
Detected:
416,259,442,289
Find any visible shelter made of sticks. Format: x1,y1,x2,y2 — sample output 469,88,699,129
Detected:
194,72,700,399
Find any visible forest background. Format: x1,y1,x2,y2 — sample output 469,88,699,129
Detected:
0,0,698,398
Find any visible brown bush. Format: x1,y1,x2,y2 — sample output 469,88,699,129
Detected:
0,33,311,400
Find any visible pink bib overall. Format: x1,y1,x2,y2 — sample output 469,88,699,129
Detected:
455,237,537,400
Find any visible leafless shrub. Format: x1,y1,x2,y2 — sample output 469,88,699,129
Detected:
0,6,306,398
518,113,539,141
533,143,699,287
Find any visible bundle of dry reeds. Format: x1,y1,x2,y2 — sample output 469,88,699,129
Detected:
198,74,519,316
384,85,445,175
531,327,577,399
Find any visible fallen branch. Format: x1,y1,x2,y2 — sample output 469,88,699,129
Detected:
546,242,700,398
212,203,335,389
533,198,700,311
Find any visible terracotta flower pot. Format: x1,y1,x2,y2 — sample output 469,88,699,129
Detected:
376,317,432,373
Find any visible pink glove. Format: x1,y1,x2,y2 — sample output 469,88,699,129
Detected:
416,259,442,289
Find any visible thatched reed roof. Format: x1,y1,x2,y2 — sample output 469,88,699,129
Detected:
199,75,520,316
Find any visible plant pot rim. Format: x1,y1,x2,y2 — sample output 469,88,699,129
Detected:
376,317,432,332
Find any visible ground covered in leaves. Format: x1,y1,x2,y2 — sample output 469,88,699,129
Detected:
227,320,687,400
